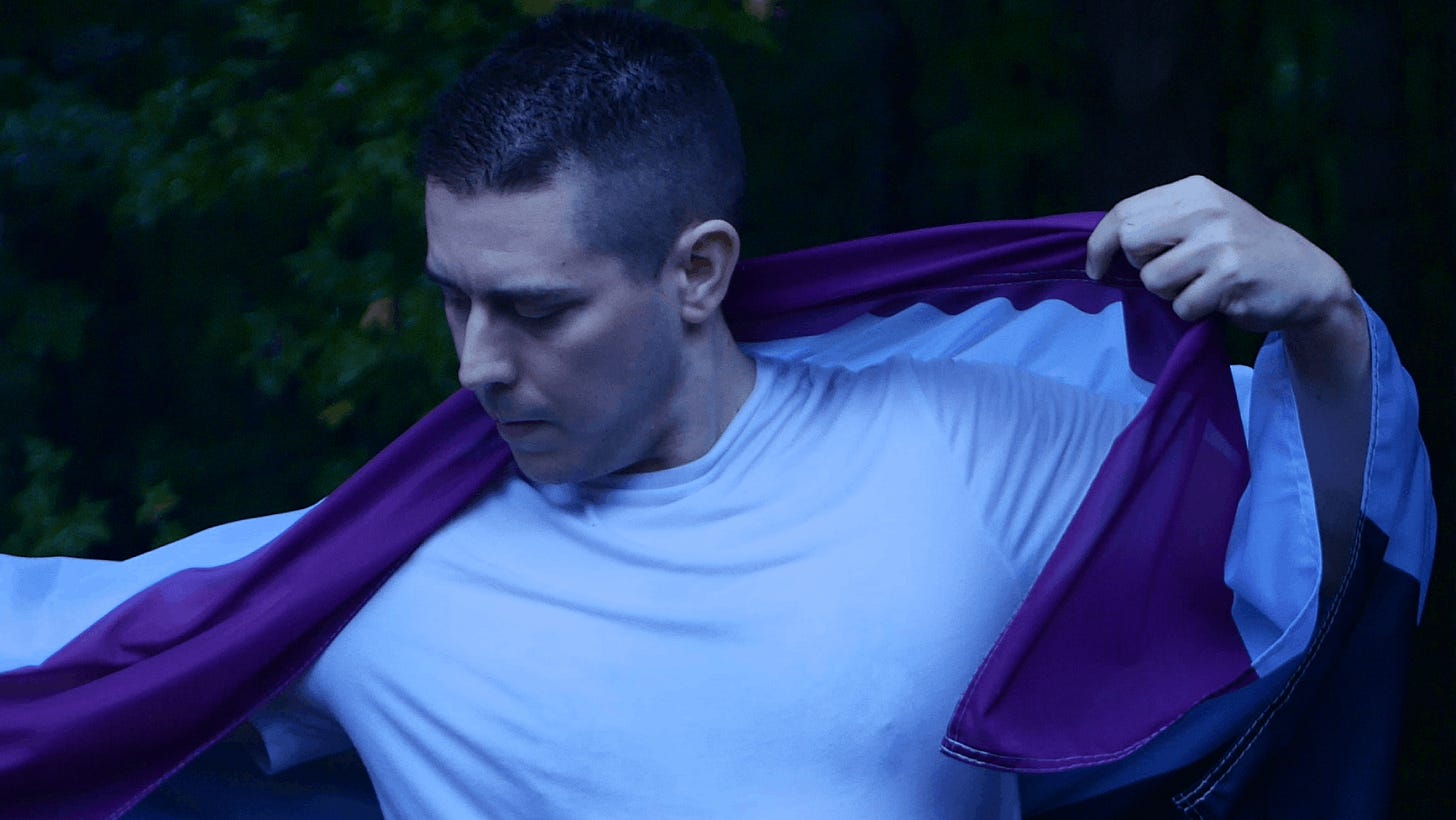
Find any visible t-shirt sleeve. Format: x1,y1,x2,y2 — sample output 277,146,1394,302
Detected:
248,684,354,774
904,358,1139,589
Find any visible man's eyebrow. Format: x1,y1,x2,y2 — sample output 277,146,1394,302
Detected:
421,268,584,301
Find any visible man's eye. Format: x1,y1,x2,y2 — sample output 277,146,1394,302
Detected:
512,303,568,322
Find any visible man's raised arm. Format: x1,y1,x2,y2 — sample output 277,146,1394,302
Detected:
1085,175,1371,605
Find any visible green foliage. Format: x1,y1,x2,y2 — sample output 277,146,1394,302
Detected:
3,438,111,558
0,1,775,559
1,1,523,554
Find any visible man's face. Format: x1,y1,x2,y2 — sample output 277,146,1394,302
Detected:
424,175,687,484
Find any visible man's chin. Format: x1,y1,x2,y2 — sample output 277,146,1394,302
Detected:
508,450,591,486
505,437,655,485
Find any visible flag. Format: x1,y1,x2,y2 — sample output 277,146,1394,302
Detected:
0,214,1434,818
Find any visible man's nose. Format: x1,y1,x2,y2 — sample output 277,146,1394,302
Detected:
456,306,516,391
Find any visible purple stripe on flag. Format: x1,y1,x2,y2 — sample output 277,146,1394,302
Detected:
0,392,507,818
727,214,1108,332
942,321,1253,770
726,213,1180,382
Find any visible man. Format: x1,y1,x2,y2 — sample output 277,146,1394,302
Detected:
254,7,1369,816
0,6,1432,819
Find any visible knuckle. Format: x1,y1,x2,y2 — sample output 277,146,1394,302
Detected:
1211,246,1240,278
1141,272,1178,300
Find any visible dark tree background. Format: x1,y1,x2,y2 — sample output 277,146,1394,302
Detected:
2,0,1451,811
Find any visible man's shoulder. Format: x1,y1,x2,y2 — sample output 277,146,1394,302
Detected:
764,353,1070,415
753,351,1009,396
750,354,1039,450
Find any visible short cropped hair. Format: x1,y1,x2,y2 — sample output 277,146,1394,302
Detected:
418,6,746,275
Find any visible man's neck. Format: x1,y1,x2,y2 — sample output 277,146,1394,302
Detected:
620,319,756,476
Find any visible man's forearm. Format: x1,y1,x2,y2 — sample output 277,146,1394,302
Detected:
1280,286,1371,607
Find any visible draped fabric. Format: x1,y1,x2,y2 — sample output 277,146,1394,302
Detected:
0,214,1433,819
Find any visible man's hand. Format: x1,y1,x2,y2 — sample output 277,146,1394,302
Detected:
1087,175,1371,607
1085,175,1355,334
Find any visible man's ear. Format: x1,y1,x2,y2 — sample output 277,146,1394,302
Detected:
662,219,741,325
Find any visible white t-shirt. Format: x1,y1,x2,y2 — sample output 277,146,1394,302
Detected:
253,356,1134,819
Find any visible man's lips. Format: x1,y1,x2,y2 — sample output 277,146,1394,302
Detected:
482,406,541,426
481,400,550,440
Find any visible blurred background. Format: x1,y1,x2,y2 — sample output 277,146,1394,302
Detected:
2,0,1450,812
